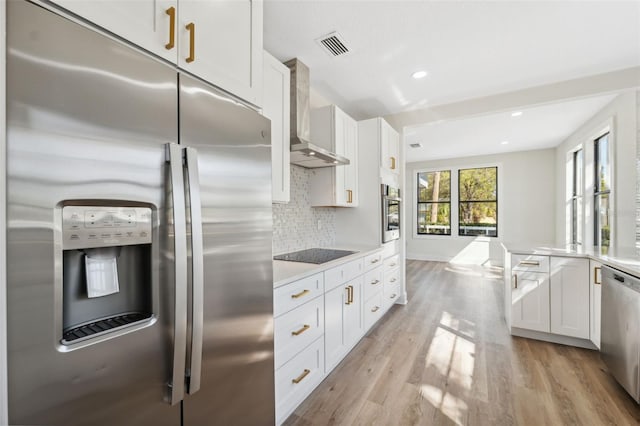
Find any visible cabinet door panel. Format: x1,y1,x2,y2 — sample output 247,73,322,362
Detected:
550,257,589,339
343,116,358,206
344,278,364,345
590,260,603,348
324,285,348,373
179,0,262,106
50,0,178,63
511,271,550,332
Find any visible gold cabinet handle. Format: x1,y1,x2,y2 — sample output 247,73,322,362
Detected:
513,274,518,289
371,258,380,264
390,293,397,299
519,260,540,266
292,369,311,384
291,289,310,299
370,279,380,285
391,156,396,170
346,189,353,204
345,286,351,305
291,324,310,336
165,7,176,50
390,278,397,283
594,267,602,285
371,306,380,313
186,22,195,63
390,263,397,267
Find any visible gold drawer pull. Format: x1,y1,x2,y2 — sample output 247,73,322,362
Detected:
291,324,310,336
389,263,397,267
371,279,380,285
390,293,397,299
291,289,310,299
186,22,195,63
371,306,380,313
292,369,311,384
519,260,540,266
390,278,397,283
391,157,396,170
165,7,176,50
371,258,380,264
594,267,602,285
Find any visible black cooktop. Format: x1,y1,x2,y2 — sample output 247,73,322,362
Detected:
274,248,357,264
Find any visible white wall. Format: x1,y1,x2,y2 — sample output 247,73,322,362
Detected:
406,149,556,266
555,91,638,249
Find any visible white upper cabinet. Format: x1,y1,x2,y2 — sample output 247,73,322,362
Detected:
262,51,290,203
50,0,263,107
179,0,263,107
49,0,179,63
380,119,400,176
309,105,358,207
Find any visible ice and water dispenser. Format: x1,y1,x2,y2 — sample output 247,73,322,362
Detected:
60,205,153,346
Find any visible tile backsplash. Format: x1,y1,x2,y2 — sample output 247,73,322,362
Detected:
272,165,335,255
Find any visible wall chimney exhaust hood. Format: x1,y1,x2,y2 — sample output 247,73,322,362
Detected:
284,58,349,168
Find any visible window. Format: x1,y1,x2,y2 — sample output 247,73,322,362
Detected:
417,170,451,235
594,133,611,247
570,149,583,245
458,167,497,237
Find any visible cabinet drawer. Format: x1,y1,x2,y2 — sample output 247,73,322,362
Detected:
384,282,401,311
364,292,384,331
325,258,364,291
274,296,324,369
384,254,400,272
274,273,324,317
512,255,549,273
364,251,383,271
384,267,400,289
275,337,325,425
363,266,383,301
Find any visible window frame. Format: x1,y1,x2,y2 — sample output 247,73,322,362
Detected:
593,131,612,248
570,148,584,245
416,169,452,236
457,166,498,238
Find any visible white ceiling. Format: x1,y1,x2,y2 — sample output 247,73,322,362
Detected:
403,93,618,162
264,1,640,120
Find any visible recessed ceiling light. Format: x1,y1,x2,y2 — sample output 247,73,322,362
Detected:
308,151,316,156
511,111,523,117
501,140,509,145
412,70,428,79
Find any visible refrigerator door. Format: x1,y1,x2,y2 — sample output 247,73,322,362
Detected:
179,74,275,425
7,2,181,425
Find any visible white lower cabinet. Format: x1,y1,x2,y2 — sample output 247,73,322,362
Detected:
275,337,324,425
550,257,589,339
590,260,603,348
274,249,400,424
324,276,364,374
511,271,551,333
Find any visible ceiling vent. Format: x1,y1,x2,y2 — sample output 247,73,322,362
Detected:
316,32,350,57
409,143,423,148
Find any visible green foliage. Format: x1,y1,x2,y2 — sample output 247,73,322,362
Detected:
459,168,497,225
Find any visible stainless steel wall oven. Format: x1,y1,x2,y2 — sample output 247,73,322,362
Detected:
382,184,401,243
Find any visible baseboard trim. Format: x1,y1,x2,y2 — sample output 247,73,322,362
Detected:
511,327,598,350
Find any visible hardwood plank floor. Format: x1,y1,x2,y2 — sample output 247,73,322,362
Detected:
284,260,640,425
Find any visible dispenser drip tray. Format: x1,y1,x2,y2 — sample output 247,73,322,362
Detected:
61,312,151,345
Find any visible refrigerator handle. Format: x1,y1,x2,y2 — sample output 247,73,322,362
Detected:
166,143,188,405
185,147,204,395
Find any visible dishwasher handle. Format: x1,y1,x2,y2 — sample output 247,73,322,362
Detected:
614,274,625,283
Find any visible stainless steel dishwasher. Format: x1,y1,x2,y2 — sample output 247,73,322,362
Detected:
601,266,640,403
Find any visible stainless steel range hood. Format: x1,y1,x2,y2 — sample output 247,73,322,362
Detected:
284,58,349,168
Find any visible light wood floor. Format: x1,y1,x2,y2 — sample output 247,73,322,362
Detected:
284,260,640,425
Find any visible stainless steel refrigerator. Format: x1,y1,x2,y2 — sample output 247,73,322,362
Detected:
6,1,274,425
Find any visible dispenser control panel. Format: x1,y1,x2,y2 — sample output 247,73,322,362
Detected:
62,206,152,250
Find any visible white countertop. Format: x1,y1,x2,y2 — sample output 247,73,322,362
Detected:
273,245,382,288
502,243,640,277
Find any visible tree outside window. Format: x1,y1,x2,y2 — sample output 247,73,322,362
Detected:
417,170,451,235
458,167,498,237
594,133,611,248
